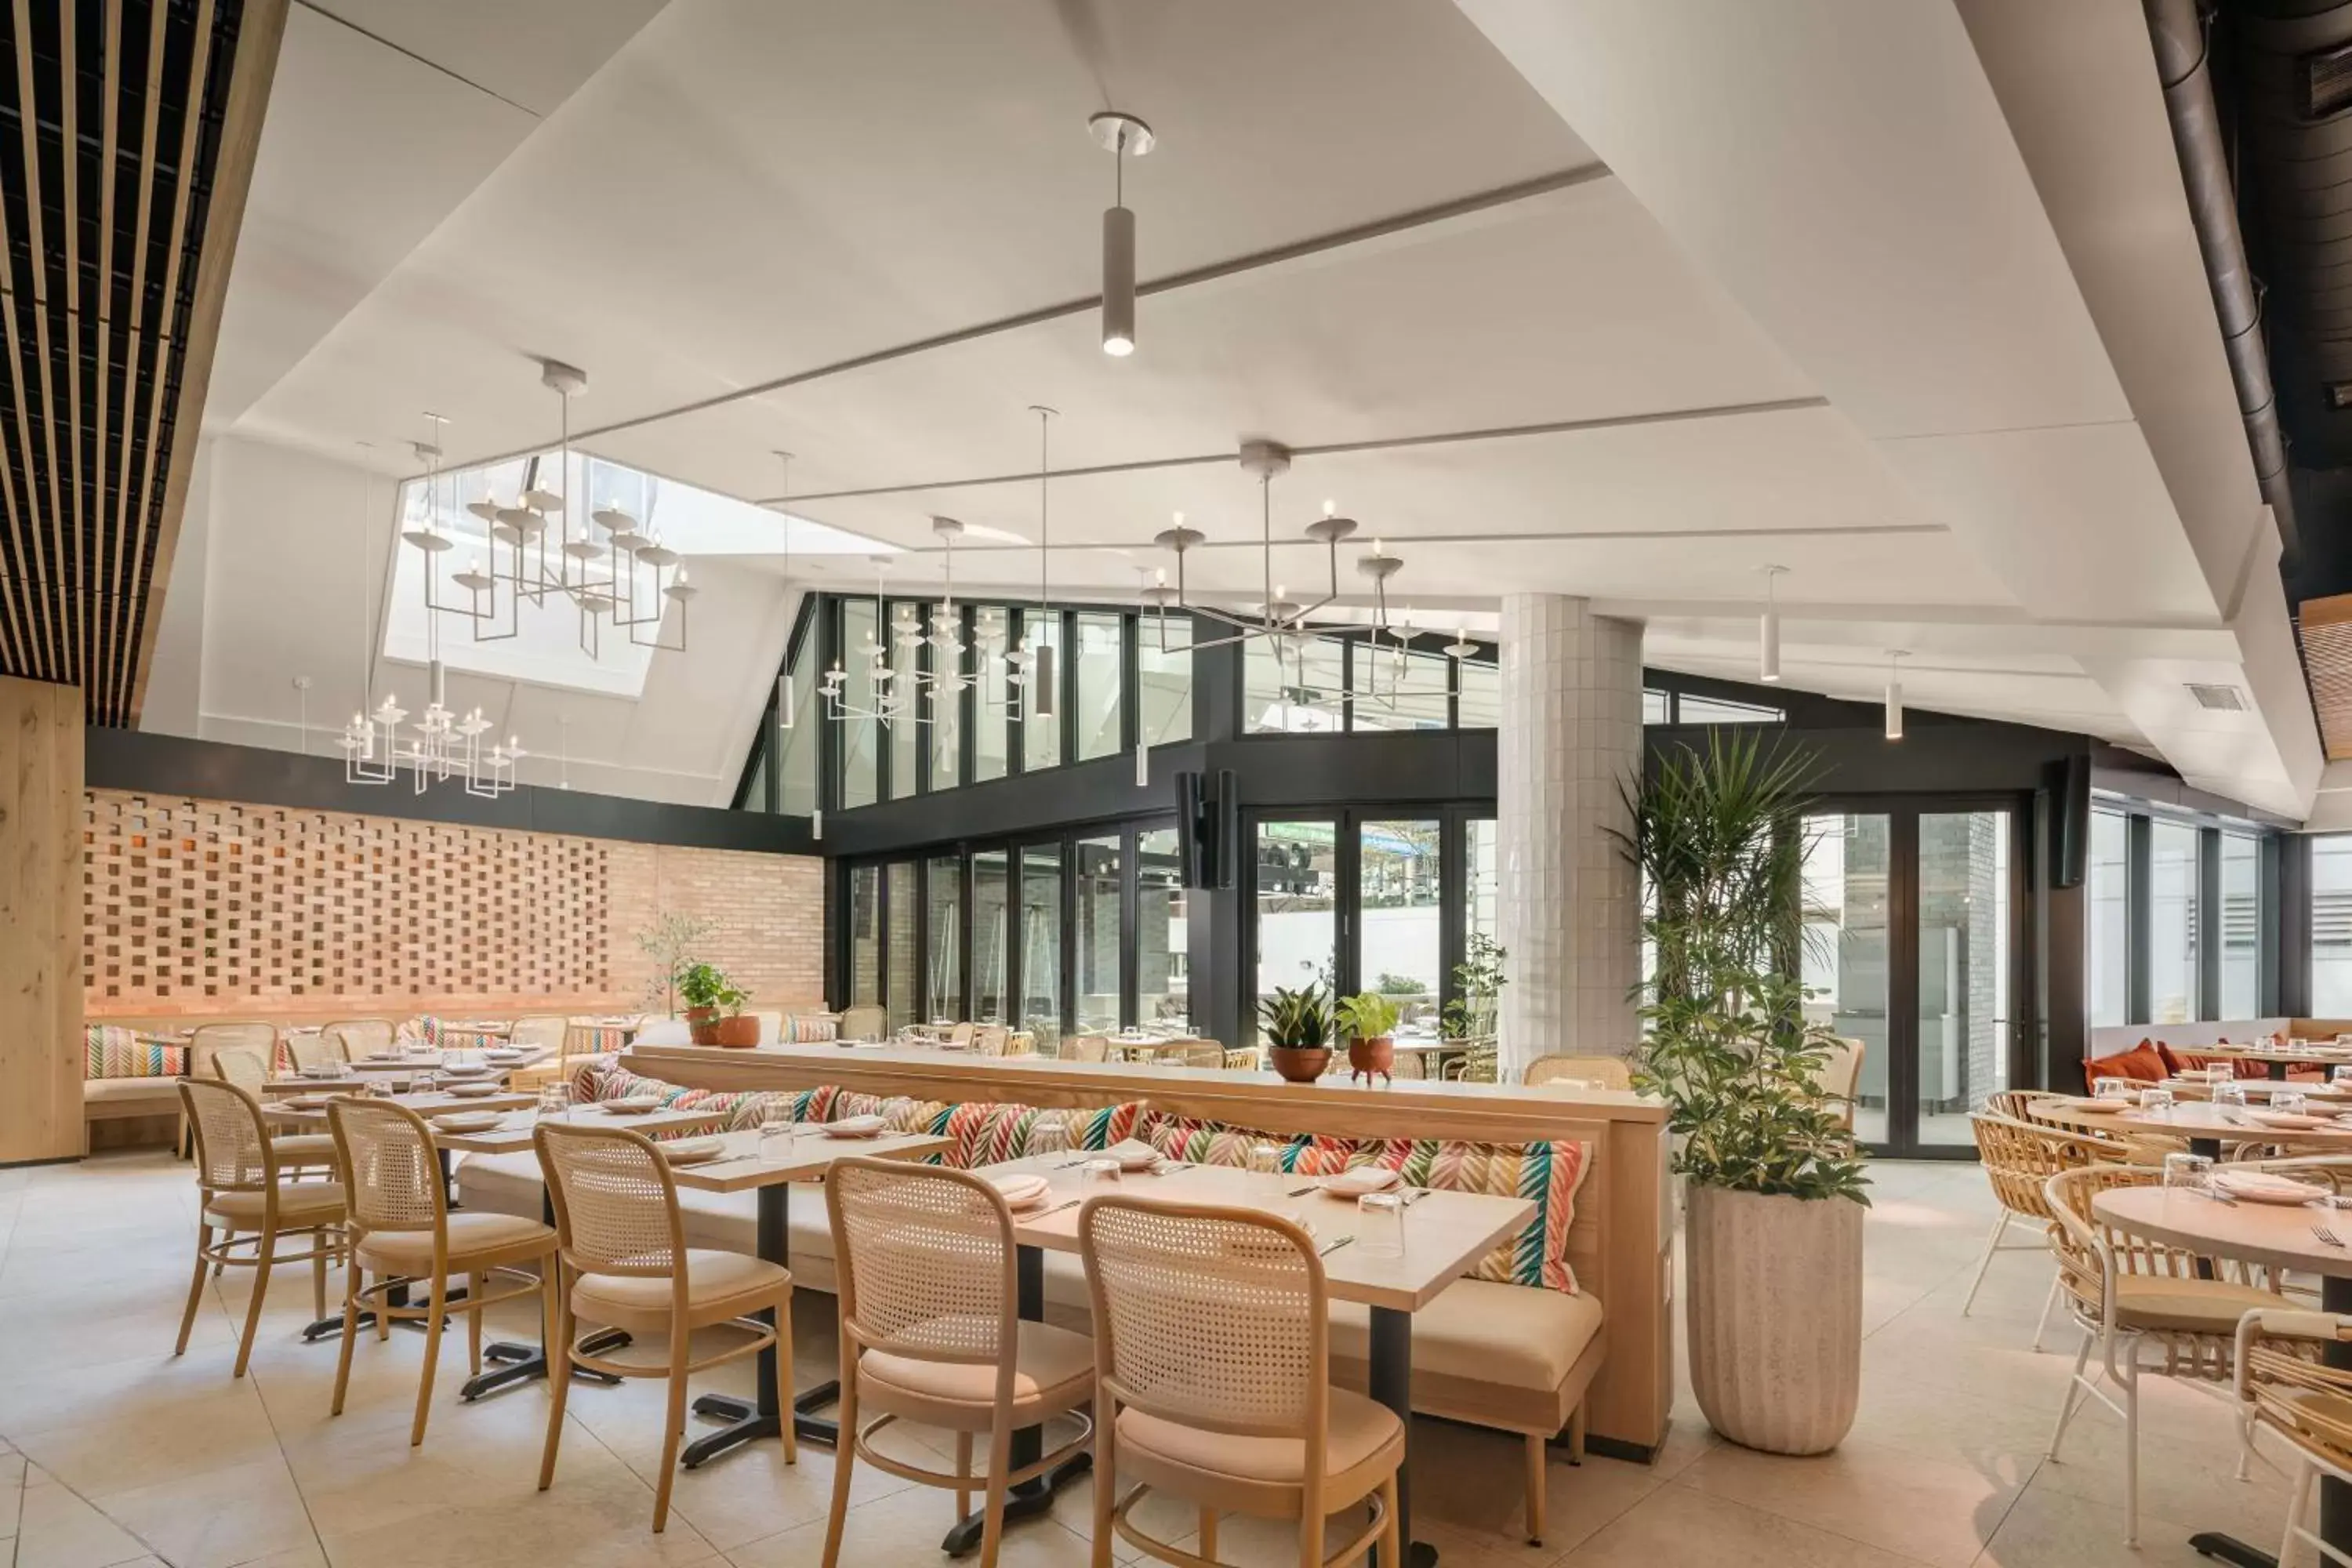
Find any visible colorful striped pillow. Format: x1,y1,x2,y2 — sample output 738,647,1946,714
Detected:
780,1014,838,1044
938,1100,1144,1168
1371,1136,1592,1294
84,1025,184,1080
822,1090,952,1136
1136,1110,1296,1169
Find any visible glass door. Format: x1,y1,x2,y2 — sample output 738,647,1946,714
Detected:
1359,818,1443,1033
1804,803,2023,1156
1251,818,1338,1041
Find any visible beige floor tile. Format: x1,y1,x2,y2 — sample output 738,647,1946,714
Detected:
14,1467,155,1568
1973,1481,2252,1567
1681,1436,2025,1568
86,1454,319,1568
729,1490,1097,1568
1399,1417,1664,1559
1559,1483,1934,1567
12,1384,281,1497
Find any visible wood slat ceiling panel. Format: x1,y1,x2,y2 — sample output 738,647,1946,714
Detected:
0,0,280,724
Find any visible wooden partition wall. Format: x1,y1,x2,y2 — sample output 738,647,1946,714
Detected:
630,1043,1675,1457
1,679,84,1165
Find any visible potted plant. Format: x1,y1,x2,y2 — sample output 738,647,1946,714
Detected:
1336,990,1402,1084
1258,984,1336,1083
1440,934,1507,1083
676,961,739,1047
1621,729,1868,1456
713,982,759,1048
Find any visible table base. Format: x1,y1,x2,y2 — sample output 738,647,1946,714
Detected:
461,1328,630,1401
938,1454,1093,1558
682,1378,845,1466
2184,1275,2352,1565
2188,1530,2279,1566
301,1282,468,1342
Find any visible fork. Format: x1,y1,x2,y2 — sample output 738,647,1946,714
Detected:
2316,1221,2347,1249
1319,1236,1356,1258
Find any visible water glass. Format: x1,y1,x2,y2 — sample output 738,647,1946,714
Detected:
1249,1141,1288,1177
2137,1086,2175,1115
758,1099,801,1162
1080,1158,1122,1196
2162,1152,2214,1192
2332,1065,2352,1088
1356,1192,1405,1258
2278,1090,2310,1118
2093,1078,2136,1104
2214,1082,2249,1112
536,1082,572,1122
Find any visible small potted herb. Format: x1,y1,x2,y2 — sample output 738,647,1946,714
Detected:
1336,990,1402,1085
1258,984,1337,1083
676,962,742,1047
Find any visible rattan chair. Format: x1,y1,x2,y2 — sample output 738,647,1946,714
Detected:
1962,1113,2118,1348
1818,1037,1867,1130
820,1159,1095,1568
973,1024,1011,1056
947,1022,977,1049
534,1120,795,1531
507,1015,569,1053
2044,1163,2285,1544
322,1018,396,1060
327,1098,560,1446
840,1005,887,1041
1523,1054,1632,1091
176,1079,347,1377
209,1048,337,1174
1065,1034,1110,1063
2234,1308,2352,1566
284,1031,345,1073
1081,1196,1403,1568
1982,1089,2043,1122
1179,1043,1225,1070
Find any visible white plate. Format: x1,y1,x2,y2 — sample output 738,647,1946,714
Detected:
2212,1171,2333,1205
444,1081,502,1099
437,1064,494,1079
2067,1098,2133,1114
483,1049,525,1062
1099,1139,1163,1173
430,1111,503,1132
660,1135,726,1164
2246,1109,2330,1130
601,1098,666,1116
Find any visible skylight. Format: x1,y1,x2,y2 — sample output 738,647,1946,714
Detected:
384,449,892,697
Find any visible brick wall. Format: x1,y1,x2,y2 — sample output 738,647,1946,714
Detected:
84,788,822,1022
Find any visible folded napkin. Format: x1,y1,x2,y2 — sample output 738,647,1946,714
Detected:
1320,1166,1402,1198
1100,1138,1162,1171
822,1113,887,1135
988,1172,1051,1207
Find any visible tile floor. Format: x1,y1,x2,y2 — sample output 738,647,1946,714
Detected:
0,1152,2298,1568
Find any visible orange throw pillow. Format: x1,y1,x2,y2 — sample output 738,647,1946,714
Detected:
2084,1042,2168,1087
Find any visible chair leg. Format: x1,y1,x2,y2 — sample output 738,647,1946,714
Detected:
312,1239,328,1323
412,1275,446,1448
176,1225,212,1356
467,1271,485,1375
376,1271,392,1343
330,1254,362,1417
2048,1330,2095,1460
2031,1271,2060,1354
1378,1473,1403,1568
1199,1508,1218,1563
2283,1456,2315,1568
1090,1393,1116,1568
955,1432,973,1523
652,1319,690,1532
819,1364,858,1567
538,1287,572,1494
775,1290,797,1465
1298,1500,1324,1568
1568,1403,1588,1464
1960,1211,2011,1318
980,1413,1014,1568
1524,1430,1547,1545
2122,1360,2141,1547
235,1229,276,1378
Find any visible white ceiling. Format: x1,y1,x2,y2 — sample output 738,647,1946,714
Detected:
161,0,2326,815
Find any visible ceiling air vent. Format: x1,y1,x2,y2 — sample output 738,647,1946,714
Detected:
2305,40,2352,118
2185,682,2248,713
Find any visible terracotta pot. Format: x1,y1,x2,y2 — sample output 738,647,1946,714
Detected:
1268,1046,1331,1083
684,1005,720,1047
1685,1184,1864,1454
713,1014,760,1048
1348,1035,1394,1084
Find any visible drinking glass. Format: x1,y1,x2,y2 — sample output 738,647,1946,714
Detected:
1249,1142,1287,1177
536,1082,572,1123
758,1098,801,1163
2093,1078,2136,1104
2213,1083,2249,1112
1356,1192,1405,1258
2332,1065,2352,1088
2137,1086,2175,1115
2277,1090,2310,1118
2162,1151,2214,1192
1080,1158,1122,1196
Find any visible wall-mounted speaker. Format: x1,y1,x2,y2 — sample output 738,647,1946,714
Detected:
2053,753,2090,889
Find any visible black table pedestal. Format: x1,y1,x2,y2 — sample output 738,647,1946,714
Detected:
682,1181,840,1465
2187,1274,2352,1565
938,1245,1090,1558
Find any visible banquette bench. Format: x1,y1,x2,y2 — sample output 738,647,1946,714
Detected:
454,1041,1675,1530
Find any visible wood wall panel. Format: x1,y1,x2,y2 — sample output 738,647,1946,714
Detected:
0,677,82,1163
82,788,822,1022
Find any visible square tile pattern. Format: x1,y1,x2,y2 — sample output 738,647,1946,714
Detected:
0,1153,2292,1567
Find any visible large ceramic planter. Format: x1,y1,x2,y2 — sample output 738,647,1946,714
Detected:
713,1014,760,1048
1684,1184,1863,1455
1269,1046,1330,1083
684,1005,720,1047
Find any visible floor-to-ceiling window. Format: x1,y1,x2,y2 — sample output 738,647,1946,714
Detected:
888,605,924,800
1359,819,1442,1026
2149,820,2200,1024
1137,826,1189,1028
1465,816,1498,951
1022,614,1062,774
972,850,1009,1023
840,599,879,808
1018,843,1063,1051
2219,832,2259,1020
927,854,962,1021
1248,638,1347,733
975,610,1010,784
1917,810,2010,1145
1075,834,1123,1034
2315,837,2352,1014
1802,814,1889,1146
2088,809,2128,1027
1253,819,1338,1038
884,861,916,1030
848,863,882,1011
1076,613,1123,761
1138,614,1192,747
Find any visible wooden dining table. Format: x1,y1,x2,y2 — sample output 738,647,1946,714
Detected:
973,1153,1535,1568
2093,1184,2352,1568
2187,1043,2352,1082
2027,1096,2352,1160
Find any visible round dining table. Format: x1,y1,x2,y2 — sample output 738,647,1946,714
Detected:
2093,1184,2352,1567
2027,1097,2352,1160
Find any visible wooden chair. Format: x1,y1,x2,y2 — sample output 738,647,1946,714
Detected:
1523,1054,1632,1091
1179,1043,1225,1070
2234,1308,2352,1566
820,1159,1095,1568
183,1022,278,1156
176,1079,347,1377
210,1048,336,1174
1962,1113,2114,1348
1982,1089,2043,1122
506,1015,569,1053
1064,1034,1110,1063
326,1098,560,1446
2044,1163,2284,1544
949,1022,977,1049
1818,1037,1867,1130
535,1120,796,1531
972,1024,1011,1056
1081,1196,1403,1568
322,1018,396,1059
284,1031,345,1073
840,1005,887,1041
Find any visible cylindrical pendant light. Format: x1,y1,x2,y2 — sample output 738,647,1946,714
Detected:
777,673,794,731
1090,112,1153,358
1884,651,1908,741
811,807,824,842
1136,738,1149,788
1758,564,1785,684
1033,641,1057,720
1102,205,1135,357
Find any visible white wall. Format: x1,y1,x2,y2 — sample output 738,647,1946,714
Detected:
144,432,796,807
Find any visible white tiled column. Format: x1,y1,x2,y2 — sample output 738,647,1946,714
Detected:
1496,594,1642,1079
